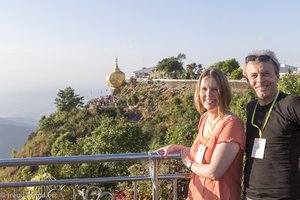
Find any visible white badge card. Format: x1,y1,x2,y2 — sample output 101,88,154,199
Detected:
251,138,266,159
195,145,206,164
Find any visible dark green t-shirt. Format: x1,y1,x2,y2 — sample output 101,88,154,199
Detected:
244,92,300,200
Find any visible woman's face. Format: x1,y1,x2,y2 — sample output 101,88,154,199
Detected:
199,76,219,114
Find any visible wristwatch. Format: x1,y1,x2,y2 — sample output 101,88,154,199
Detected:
186,161,194,170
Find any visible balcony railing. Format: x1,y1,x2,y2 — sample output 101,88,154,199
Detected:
0,152,191,200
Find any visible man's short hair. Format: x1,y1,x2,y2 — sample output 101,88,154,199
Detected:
243,50,280,76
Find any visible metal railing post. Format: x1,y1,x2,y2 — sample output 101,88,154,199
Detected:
152,159,159,200
71,186,76,200
14,188,18,200
133,181,138,200
173,179,177,200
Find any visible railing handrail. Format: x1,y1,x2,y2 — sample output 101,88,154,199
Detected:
0,174,191,188
0,152,189,200
0,152,180,167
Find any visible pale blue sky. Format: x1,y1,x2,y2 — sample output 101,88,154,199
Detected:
0,0,300,118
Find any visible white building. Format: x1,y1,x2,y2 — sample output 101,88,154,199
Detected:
279,64,300,76
133,67,155,78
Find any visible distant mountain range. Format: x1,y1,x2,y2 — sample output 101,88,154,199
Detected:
0,117,38,158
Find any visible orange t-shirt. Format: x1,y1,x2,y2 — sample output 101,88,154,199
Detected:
187,113,246,200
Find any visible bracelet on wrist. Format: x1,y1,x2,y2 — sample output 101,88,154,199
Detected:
187,161,193,170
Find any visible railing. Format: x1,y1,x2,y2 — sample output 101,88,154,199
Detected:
0,152,191,200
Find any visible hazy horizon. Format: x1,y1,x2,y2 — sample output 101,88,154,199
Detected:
1,0,300,118
0,86,111,119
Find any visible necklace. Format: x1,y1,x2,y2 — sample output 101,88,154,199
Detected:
203,115,221,144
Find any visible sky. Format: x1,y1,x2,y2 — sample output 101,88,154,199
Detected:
0,0,300,119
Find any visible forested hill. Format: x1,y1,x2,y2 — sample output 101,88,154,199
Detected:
0,80,252,198
1,73,299,198
0,81,201,180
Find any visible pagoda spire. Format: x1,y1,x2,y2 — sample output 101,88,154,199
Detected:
114,58,120,71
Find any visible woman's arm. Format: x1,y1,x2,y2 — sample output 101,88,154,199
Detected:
156,144,189,158
189,142,240,180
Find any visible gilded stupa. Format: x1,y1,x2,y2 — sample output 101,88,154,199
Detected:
106,58,125,94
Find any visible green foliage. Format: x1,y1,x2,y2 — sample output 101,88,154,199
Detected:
11,148,17,158
38,109,96,138
213,58,240,76
51,132,81,156
96,107,118,118
21,173,56,200
127,91,139,105
43,116,149,190
156,53,186,78
172,97,181,106
230,68,243,80
5,80,254,198
182,62,203,79
166,121,197,146
230,88,255,123
278,73,300,95
17,130,53,158
27,132,37,141
54,86,84,112
81,116,150,154
38,114,56,131
21,166,32,181
147,91,200,150
8,51,300,198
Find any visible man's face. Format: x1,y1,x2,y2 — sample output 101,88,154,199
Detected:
245,61,279,105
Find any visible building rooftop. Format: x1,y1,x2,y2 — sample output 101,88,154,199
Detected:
133,67,155,74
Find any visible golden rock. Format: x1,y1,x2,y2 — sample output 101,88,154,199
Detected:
106,58,125,89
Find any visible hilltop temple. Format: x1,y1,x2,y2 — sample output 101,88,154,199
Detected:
86,59,125,110
106,58,125,95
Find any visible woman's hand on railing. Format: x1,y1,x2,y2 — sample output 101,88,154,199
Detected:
156,145,174,159
156,144,190,160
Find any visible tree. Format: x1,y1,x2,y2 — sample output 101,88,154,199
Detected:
55,87,84,112
155,53,186,78
182,63,203,79
212,58,240,76
230,68,243,80
81,116,150,155
75,116,151,186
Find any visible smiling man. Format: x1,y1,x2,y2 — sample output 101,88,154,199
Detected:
242,50,300,200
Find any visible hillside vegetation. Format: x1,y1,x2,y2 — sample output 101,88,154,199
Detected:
0,80,254,198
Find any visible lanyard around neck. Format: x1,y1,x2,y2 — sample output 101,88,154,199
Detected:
203,115,221,144
251,91,279,138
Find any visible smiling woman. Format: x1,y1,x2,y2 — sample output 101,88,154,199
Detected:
156,68,246,200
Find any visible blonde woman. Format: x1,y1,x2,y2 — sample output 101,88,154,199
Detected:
157,68,245,200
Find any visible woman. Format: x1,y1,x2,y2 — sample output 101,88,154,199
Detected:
157,68,245,200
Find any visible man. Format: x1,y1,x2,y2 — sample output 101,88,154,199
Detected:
243,50,300,200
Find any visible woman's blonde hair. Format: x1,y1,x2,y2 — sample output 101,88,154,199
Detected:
194,67,232,115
